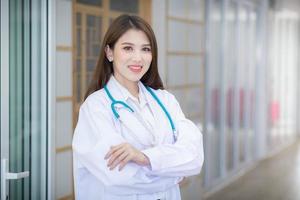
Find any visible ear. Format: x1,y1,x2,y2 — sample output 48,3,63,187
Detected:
105,45,113,62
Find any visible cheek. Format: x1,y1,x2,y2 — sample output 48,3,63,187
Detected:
144,55,152,71
114,50,128,64
145,54,152,64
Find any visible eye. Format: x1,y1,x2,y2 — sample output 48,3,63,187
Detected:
142,47,151,52
123,46,133,51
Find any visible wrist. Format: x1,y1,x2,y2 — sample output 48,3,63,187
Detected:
139,153,150,166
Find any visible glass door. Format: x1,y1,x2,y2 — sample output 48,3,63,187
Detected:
1,0,48,199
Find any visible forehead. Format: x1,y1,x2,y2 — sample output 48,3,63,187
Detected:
116,29,150,44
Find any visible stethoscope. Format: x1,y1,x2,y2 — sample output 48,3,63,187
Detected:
104,85,178,143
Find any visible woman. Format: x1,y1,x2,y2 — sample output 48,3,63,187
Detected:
72,14,204,200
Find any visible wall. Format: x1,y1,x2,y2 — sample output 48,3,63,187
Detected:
55,0,74,199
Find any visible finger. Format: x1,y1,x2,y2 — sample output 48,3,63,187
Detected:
109,151,129,170
105,145,122,159
105,143,126,159
107,146,126,166
118,155,132,171
112,143,127,149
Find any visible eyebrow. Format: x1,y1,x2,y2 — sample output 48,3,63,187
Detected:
121,42,151,46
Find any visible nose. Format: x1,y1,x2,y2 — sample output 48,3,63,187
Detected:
132,50,142,62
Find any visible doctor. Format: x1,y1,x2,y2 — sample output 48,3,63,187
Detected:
72,14,204,200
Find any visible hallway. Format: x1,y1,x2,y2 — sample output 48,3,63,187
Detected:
206,141,300,200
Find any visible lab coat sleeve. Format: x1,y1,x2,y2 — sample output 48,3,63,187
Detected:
142,92,204,177
72,95,141,186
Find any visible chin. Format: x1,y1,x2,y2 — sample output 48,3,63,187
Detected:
128,73,146,82
128,76,142,82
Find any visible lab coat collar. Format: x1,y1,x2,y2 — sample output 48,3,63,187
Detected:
106,75,148,108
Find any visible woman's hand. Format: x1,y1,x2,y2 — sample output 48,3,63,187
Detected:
104,143,150,171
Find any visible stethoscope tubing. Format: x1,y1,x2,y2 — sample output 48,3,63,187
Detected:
104,85,177,142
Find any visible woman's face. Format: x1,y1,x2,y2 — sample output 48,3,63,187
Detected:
106,29,152,86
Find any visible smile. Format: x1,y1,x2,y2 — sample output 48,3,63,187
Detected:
128,65,143,73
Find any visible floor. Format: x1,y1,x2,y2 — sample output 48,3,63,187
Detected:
205,141,300,200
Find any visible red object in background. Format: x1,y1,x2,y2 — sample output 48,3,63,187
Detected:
211,88,254,127
211,88,220,125
269,101,280,124
226,88,244,126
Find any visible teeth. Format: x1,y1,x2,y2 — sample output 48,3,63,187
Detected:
129,65,142,69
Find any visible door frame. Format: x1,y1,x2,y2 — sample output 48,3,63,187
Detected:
1,0,11,198
48,0,57,199
0,0,10,173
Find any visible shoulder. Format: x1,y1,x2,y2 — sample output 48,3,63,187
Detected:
147,87,178,105
79,88,110,114
149,88,185,119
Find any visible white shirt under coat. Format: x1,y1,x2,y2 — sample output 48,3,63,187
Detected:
72,76,204,200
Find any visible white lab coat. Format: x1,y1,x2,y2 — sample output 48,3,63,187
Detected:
72,76,204,200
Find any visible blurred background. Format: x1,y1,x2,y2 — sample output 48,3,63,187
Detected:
1,0,300,199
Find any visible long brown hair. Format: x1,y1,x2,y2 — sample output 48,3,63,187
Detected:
84,14,164,100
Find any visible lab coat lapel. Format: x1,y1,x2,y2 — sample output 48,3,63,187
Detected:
105,76,127,108
106,77,154,147
143,87,170,144
117,109,155,147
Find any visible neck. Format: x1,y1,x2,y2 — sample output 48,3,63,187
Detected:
126,83,139,98
114,75,139,98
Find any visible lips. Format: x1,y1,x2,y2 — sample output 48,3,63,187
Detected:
128,65,143,73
